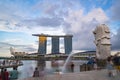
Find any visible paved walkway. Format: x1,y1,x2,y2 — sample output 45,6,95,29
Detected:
18,69,120,80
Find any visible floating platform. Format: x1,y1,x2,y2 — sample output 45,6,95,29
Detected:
0,63,23,69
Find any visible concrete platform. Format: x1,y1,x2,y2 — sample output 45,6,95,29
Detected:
0,63,23,69
18,69,120,80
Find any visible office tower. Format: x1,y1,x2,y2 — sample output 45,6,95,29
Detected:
52,37,59,54
38,36,47,54
64,36,72,54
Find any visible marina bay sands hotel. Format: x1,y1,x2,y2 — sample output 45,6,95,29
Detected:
32,34,73,54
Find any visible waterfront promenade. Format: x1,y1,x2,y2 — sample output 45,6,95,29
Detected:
18,69,120,80
0,60,23,69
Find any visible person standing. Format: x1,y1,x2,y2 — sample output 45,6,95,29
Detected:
0,68,5,80
106,56,114,77
113,52,120,73
87,57,95,70
33,67,39,77
4,68,9,80
9,67,18,80
70,62,74,72
0,74,2,80
93,58,98,70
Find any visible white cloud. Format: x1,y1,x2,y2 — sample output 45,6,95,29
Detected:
1,0,120,54
111,0,120,21
3,39,24,45
63,8,109,50
84,8,109,23
64,9,84,33
0,41,38,56
111,28,120,50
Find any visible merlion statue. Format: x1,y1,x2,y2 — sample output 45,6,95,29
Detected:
93,24,111,59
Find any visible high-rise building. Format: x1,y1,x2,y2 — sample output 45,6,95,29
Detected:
64,36,72,54
32,34,73,54
38,36,47,54
51,37,59,54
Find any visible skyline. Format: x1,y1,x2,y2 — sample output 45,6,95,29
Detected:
0,0,120,56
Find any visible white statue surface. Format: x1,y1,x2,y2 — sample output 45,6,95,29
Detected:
93,24,111,59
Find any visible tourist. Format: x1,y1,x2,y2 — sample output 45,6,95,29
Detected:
70,62,74,72
87,57,95,70
106,56,114,77
0,61,2,66
0,68,5,80
4,68,9,80
113,52,120,73
0,73,1,80
9,67,18,80
2,60,5,66
33,67,39,77
93,58,98,70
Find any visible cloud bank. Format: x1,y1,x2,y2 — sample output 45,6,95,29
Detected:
0,0,120,56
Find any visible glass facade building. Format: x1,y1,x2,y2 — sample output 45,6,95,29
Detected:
33,34,73,55
38,36,47,54
51,37,59,54
64,36,72,54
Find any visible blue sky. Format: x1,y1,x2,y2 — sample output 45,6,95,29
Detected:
0,0,120,56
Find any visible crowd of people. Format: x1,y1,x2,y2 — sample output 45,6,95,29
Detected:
83,52,120,78
0,59,22,80
86,57,97,71
0,67,18,80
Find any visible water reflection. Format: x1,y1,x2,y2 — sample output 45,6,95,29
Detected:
14,60,85,79
17,60,64,79
18,60,37,79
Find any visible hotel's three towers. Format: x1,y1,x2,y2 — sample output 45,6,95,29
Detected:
33,34,73,54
